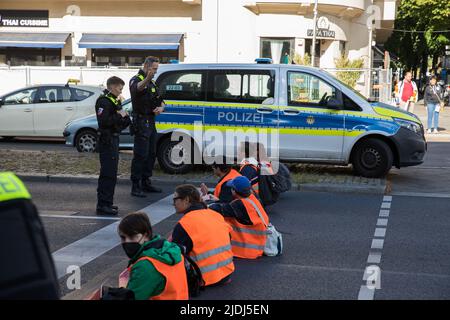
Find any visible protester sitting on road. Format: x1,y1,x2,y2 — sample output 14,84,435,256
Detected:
210,176,269,259
171,184,235,286
117,212,189,300
200,161,242,203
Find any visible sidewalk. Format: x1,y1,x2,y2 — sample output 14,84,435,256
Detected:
412,100,450,141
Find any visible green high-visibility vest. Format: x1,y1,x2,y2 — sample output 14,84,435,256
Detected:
0,172,31,202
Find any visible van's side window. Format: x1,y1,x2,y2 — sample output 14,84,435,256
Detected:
207,70,274,104
287,72,336,108
157,71,205,101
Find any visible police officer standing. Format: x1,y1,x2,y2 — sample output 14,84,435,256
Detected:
129,56,164,197
96,76,131,215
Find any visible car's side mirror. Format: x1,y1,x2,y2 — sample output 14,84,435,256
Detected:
327,98,342,110
0,98,3,106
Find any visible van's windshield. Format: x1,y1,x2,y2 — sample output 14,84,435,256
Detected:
321,69,370,102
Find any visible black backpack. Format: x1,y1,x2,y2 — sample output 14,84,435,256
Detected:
258,162,291,206
183,254,205,298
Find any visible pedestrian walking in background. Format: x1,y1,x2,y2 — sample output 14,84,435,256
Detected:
424,75,444,134
395,71,418,113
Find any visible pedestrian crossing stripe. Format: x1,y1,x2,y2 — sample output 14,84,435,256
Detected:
0,172,31,202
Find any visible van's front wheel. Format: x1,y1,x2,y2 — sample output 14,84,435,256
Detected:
352,138,393,178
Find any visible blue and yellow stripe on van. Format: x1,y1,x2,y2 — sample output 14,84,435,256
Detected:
156,100,411,138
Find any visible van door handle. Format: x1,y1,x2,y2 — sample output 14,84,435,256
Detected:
65,107,74,111
283,109,300,115
256,107,273,114
24,108,32,112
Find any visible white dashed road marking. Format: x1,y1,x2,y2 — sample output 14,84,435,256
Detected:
358,195,392,300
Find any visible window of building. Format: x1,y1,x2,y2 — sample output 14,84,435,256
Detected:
260,38,294,64
157,71,205,101
92,49,178,67
304,39,321,58
207,70,275,104
4,88,38,105
0,48,60,66
287,71,336,107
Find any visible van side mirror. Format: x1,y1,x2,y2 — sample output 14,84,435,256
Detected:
326,98,341,110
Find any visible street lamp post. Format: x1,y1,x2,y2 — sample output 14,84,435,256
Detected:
311,0,319,67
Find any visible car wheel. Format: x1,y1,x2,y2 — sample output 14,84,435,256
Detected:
75,129,98,153
352,138,393,178
157,137,195,174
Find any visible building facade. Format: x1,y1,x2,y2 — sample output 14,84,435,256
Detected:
0,0,397,68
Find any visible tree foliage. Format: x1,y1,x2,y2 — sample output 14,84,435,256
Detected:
386,0,450,75
334,55,365,88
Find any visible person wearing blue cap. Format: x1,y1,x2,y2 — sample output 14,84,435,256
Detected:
209,176,270,259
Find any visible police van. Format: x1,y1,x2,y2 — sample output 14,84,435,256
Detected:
151,60,426,178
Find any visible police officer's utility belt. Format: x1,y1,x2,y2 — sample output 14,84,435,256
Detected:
98,130,119,137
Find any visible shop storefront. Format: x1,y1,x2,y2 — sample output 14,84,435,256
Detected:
0,0,396,68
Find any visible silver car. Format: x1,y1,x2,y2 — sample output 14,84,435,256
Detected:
0,83,103,139
63,98,134,152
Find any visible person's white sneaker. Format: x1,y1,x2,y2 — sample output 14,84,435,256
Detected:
433,128,438,134
427,129,432,134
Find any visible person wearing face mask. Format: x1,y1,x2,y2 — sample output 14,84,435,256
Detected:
209,176,269,259
117,212,188,300
171,184,235,287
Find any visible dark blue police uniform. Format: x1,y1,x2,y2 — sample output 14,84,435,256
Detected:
129,69,163,196
95,90,130,215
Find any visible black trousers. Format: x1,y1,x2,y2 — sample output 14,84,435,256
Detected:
97,135,119,207
130,121,157,183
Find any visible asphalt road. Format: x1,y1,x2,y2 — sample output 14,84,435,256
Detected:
22,177,450,300
0,137,71,152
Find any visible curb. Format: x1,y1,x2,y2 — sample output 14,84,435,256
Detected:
16,173,217,185
17,173,386,195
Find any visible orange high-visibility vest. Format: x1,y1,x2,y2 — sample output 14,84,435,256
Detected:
214,169,241,199
240,162,260,195
179,208,235,286
128,255,189,300
226,193,269,259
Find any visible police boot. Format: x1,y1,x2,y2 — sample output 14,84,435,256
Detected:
142,179,162,193
131,181,147,198
96,205,119,216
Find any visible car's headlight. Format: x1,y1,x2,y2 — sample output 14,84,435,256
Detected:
64,121,73,129
394,118,422,135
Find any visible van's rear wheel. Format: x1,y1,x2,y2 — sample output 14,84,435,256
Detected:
352,138,393,178
157,137,195,174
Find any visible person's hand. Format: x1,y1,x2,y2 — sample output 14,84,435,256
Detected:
200,183,209,196
145,70,153,81
118,109,128,117
154,106,164,115
118,95,125,103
